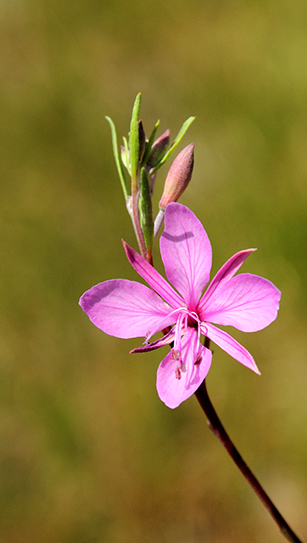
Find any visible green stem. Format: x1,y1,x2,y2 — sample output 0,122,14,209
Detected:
131,187,149,263
195,379,304,543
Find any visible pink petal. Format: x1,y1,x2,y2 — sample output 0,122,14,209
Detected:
203,323,260,374
79,279,176,339
123,241,183,309
198,249,255,312
156,327,212,408
200,273,281,332
160,203,212,309
130,328,175,353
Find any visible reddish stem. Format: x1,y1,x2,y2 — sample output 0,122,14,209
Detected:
131,185,148,261
195,379,303,543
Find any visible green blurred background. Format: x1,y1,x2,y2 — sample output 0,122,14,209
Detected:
1,0,307,542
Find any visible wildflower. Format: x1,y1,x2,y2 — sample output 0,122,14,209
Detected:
79,203,281,408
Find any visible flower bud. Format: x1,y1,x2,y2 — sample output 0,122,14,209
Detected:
147,129,170,167
159,143,194,210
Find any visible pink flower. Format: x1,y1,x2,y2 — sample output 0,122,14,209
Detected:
79,203,281,409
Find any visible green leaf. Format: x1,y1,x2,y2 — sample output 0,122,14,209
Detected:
121,136,130,173
105,116,128,199
129,93,142,186
139,167,153,255
141,119,160,167
151,116,195,174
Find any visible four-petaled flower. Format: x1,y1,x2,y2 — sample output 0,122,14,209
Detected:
79,203,281,408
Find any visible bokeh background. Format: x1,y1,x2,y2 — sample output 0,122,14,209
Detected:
1,1,307,542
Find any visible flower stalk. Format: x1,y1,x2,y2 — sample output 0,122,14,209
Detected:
195,378,303,543
131,188,148,261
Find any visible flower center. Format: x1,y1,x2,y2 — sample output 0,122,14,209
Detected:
173,307,202,380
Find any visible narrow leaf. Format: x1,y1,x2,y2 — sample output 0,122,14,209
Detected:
141,119,160,167
129,93,142,186
121,136,130,173
139,167,154,256
151,116,195,174
105,116,128,199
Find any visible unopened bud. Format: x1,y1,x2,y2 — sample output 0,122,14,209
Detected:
159,143,194,210
147,129,170,167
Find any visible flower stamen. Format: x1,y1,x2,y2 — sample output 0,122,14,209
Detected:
194,352,202,365
143,306,186,344
172,349,180,361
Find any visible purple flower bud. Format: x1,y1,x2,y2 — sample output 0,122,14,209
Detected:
147,129,170,167
159,143,194,210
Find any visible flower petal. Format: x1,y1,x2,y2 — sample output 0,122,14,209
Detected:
204,323,260,374
156,327,212,408
123,241,183,309
130,328,175,353
198,249,256,313
200,273,281,332
160,203,212,308
79,279,176,339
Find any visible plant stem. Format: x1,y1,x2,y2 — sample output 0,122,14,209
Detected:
154,209,165,240
131,186,148,262
195,379,304,543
